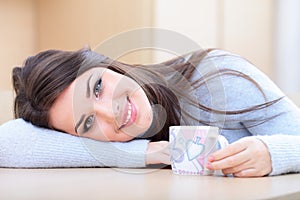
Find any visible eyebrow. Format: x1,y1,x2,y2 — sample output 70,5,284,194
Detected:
86,74,93,98
75,114,86,134
74,74,93,134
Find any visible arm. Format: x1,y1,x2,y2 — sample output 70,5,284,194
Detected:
243,93,300,176
210,97,300,176
204,51,300,176
255,134,300,176
0,119,151,168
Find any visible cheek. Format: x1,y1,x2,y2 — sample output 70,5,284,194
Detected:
90,118,134,142
90,119,116,141
115,76,140,93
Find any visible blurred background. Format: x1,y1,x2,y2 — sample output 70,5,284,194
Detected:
0,0,299,123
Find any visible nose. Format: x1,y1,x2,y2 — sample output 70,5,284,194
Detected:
93,99,120,123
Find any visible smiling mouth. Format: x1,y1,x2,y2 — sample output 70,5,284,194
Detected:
119,96,136,130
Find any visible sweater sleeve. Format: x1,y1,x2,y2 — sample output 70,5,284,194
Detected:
244,97,300,176
255,134,300,176
212,52,300,176
0,119,149,168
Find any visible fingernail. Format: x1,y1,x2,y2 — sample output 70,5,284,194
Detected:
206,162,213,170
208,156,214,162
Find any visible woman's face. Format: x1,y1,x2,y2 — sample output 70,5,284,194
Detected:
49,67,153,142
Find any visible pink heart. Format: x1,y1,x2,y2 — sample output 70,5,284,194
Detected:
186,140,205,161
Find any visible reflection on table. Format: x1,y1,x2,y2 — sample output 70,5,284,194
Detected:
0,168,299,200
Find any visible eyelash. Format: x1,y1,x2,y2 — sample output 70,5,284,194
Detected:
84,115,95,133
94,77,103,99
83,77,103,133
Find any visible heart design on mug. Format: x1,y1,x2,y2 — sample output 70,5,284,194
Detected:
186,140,205,161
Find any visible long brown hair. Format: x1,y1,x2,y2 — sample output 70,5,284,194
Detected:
12,48,283,141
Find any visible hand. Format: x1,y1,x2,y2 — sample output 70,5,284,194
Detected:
146,141,170,165
206,137,272,177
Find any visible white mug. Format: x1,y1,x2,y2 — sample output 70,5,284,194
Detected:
169,126,228,176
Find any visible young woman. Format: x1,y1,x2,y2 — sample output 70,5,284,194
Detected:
12,48,300,177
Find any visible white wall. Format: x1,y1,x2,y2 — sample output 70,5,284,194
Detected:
153,0,274,77
154,0,218,48
152,0,218,62
275,0,300,93
222,0,274,78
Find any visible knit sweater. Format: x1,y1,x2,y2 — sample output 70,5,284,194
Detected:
189,50,300,176
0,119,148,168
1,50,299,176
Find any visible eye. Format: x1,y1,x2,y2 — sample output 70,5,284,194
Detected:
94,77,102,99
84,115,95,132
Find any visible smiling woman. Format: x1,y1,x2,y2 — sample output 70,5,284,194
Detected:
49,67,153,142
13,48,188,143
12,47,300,177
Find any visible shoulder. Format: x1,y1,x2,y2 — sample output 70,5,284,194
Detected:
200,49,284,99
192,49,284,110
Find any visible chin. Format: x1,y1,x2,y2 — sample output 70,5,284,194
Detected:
116,135,134,142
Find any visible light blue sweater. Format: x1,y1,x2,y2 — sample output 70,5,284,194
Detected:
1,50,299,176
189,50,300,175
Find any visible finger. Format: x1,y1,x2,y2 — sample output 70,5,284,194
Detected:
156,153,171,165
233,168,260,178
157,141,170,165
162,142,170,153
208,148,250,170
161,153,171,165
209,140,247,162
222,160,250,175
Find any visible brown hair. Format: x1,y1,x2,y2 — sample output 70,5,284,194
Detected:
12,48,283,141
12,48,107,127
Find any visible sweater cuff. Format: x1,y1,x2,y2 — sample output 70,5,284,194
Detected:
81,139,150,168
32,134,150,168
255,135,300,176
0,119,150,168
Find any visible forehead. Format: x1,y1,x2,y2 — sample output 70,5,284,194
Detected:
77,67,107,80
49,80,76,134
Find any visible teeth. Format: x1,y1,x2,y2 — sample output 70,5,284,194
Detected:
123,101,132,125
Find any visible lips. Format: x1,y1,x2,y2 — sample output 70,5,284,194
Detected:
119,96,137,129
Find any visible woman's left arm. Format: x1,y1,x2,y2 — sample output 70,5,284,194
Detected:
242,97,300,176
208,98,300,177
205,52,300,176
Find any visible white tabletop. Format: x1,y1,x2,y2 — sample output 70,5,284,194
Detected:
0,168,299,200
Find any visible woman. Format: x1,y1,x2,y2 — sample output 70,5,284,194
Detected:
12,48,300,177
